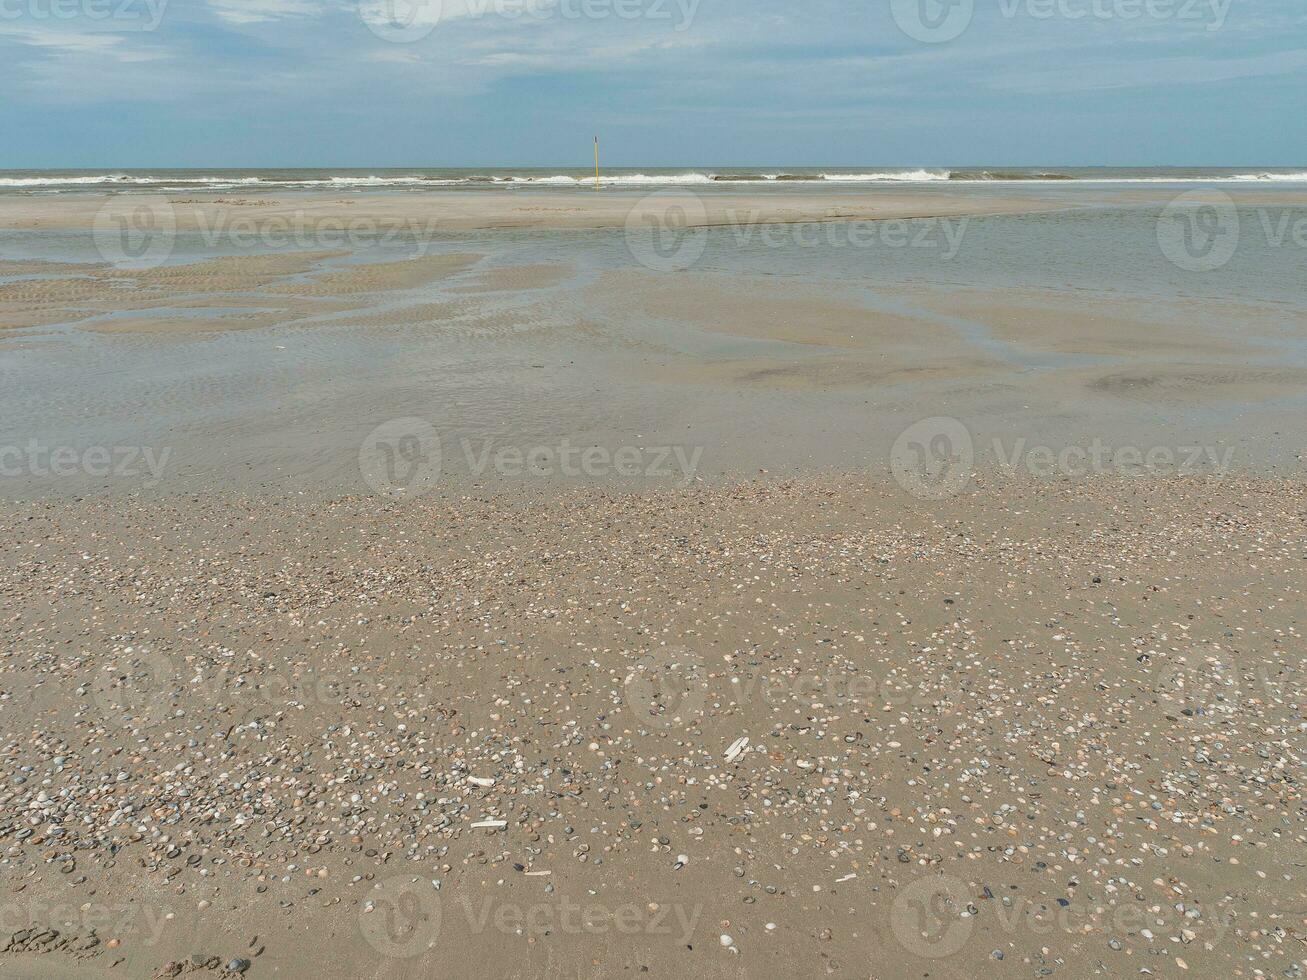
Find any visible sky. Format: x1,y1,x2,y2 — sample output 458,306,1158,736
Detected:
0,0,1304,167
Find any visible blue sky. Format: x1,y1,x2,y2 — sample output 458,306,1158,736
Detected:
1,0,1304,166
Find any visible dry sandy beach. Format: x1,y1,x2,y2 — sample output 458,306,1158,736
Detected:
1,186,1305,234
2,478,1305,980
0,188,1069,235
1,188,1306,979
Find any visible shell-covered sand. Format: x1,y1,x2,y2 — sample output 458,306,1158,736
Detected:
1,477,1304,978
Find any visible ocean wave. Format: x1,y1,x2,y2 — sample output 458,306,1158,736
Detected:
0,175,272,188
4,170,1307,190
508,173,716,185
0,174,142,186
949,170,1075,181
318,175,467,186
1226,171,1307,182
821,170,952,182
943,172,1307,184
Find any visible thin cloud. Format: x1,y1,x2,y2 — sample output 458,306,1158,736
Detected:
0,23,164,60
207,0,323,25
989,46,1307,92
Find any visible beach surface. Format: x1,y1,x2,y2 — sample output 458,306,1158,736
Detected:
1,188,1306,978
2,477,1305,979
0,188,1071,233
2,188,1306,497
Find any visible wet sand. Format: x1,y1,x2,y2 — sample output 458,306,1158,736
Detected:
2,229,1305,496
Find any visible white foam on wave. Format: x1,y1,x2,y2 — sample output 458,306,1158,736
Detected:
598,173,715,184
319,175,464,186
944,172,1307,184
499,173,717,185
515,175,583,185
821,170,951,182
0,175,138,186
4,170,1307,190
0,175,269,187
1226,171,1307,182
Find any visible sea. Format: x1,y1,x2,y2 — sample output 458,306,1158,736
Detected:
1,166,1306,193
